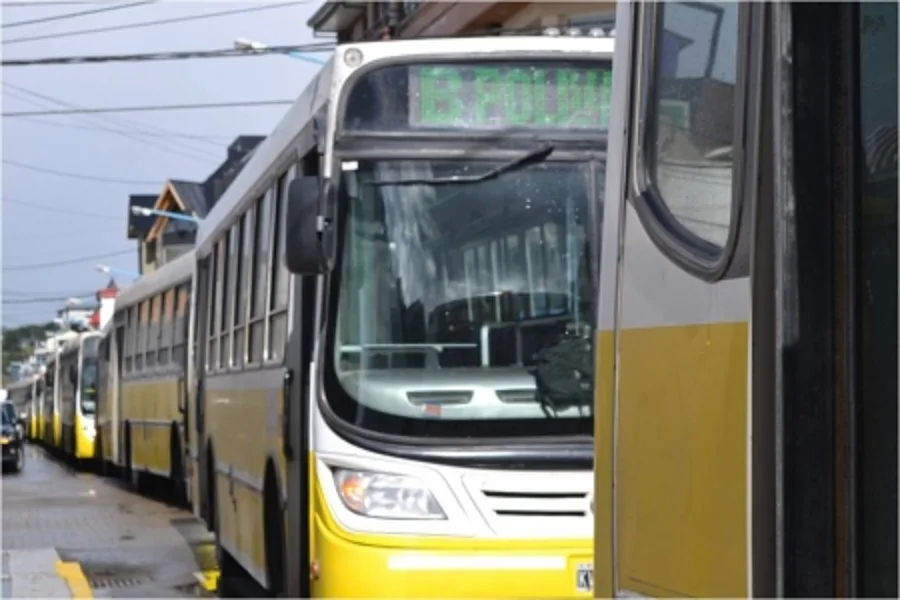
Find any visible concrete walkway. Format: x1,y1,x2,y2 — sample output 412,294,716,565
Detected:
2,444,213,598
2,548,92,598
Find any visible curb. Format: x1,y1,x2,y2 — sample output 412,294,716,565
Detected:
193,569,219,593
55,560,93,598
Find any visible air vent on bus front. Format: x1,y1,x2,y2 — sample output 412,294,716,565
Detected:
480,488,590,518
405,391,473,405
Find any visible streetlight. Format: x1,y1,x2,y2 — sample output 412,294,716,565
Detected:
233,37,326,65
130,205,201,224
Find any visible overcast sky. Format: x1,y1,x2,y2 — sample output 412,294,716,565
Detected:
1,0,327,327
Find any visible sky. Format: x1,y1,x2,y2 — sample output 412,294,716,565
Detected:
1,0,328,327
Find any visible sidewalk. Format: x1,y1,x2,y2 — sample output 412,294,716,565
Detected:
2,548,92,598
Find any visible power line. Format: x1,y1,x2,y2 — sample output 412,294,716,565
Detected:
4,159,158,184
3,82,222,162
2,42,333,66
3,2,306,45
3,99,295,117
1,2,96,6
3,248,135,271
3,292,101,304
10,116,232,141
3,198,123,221
3,288,98,298
3,0,155,29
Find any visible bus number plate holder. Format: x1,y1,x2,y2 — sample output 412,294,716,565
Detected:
576,563,593,593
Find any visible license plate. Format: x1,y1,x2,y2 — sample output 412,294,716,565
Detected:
576,563,593,592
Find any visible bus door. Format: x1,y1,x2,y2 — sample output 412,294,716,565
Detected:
194,256,212,523
772,4,898,596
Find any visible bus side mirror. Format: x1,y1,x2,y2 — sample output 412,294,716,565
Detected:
285,176,336,275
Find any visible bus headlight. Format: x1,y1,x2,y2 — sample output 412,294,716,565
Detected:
333,469,446,520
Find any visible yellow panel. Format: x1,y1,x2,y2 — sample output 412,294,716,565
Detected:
205,383,280,581
616,322,748,598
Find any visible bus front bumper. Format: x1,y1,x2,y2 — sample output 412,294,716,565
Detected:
312,516,593,598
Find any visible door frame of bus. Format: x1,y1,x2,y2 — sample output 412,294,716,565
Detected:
772,2,864,596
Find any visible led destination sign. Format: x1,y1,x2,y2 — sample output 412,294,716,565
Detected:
341,61,613,133
409,63,613,131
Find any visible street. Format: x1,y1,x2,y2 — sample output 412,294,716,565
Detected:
2,443,215,598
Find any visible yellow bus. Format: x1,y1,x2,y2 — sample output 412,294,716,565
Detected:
58,332,100,466
192,33,612,597
593,2,896,597
100,251,193,501
40,351,61,450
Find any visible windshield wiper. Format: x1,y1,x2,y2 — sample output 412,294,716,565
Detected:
368,144,555,187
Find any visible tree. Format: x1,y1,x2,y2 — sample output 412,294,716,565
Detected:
2,322,58,380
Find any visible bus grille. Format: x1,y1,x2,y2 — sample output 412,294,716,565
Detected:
462,472,592,538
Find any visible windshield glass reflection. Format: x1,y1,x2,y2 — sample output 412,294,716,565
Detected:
331,159,596,428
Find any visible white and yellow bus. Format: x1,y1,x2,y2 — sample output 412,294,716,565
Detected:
58,332,101,466
97,251,192,500
40,351,61,450
191,33,614,597
592,2,896,597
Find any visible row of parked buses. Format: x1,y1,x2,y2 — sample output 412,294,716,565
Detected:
29,2,899,597
14,332,101,468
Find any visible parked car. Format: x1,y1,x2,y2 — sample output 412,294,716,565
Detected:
2,406,24,473
2,401,23,438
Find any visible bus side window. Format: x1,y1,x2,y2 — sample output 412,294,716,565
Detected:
633,2,747,280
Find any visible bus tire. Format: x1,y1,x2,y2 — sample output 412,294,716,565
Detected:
263,461,285,598
169,425,186,506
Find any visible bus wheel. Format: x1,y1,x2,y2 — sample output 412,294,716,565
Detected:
169,425,186,506
263,464,285,597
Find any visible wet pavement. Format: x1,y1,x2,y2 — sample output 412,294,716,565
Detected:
2,443,216,598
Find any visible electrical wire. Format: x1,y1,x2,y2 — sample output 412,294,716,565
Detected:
3,292,101,304
3,0,155,28
3,2,306,45
3,82,222,162
3,159,159,184
3,83,222,162
3,198,123,221
2,42,334,66
1,2,95,6
3,248,135,271
3,99,295,117
10,116,233,141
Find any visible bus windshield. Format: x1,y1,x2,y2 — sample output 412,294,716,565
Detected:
80,359,98,416
327,159,597,438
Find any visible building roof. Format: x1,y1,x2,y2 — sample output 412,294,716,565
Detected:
169,179,208,217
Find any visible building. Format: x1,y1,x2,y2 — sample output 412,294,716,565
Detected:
307,2,616,41
89,278,120,331
127,135,266,275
